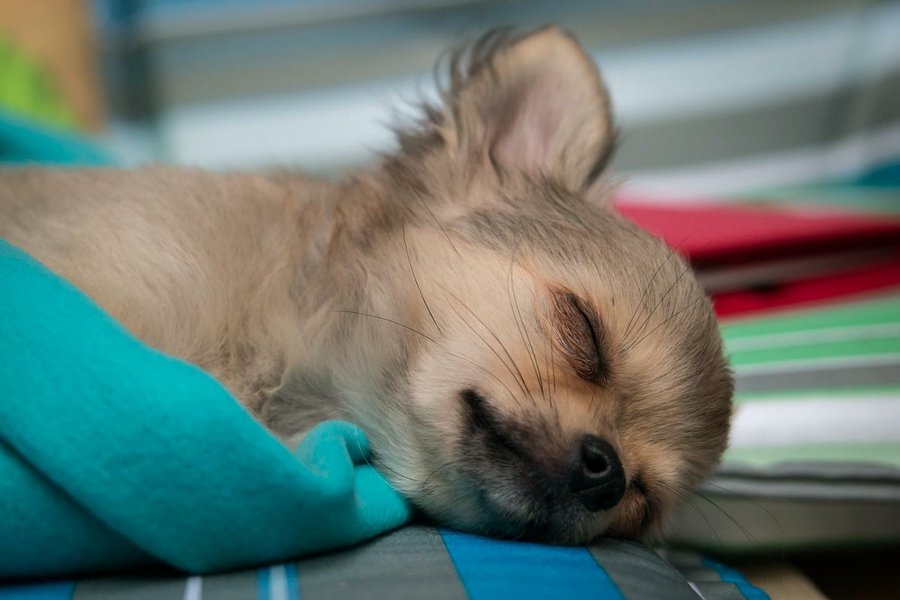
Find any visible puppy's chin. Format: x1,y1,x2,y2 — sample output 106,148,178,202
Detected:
399,458,619,544
470,480,619,544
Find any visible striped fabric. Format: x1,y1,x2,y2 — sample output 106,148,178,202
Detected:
0,527,766,600
95,0,900,197
667,182,900,552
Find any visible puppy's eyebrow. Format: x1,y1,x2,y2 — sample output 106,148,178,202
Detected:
549,290,610,383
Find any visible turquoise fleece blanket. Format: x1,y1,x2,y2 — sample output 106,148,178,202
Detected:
0,109,108,165
0,238,411,578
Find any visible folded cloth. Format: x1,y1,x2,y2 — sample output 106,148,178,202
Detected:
0,239,411,579
617,199,900,317
0,110,109,165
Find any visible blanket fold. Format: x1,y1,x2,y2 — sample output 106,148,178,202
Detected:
0,239,411,578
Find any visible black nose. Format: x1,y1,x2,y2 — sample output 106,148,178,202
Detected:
570,437,626,512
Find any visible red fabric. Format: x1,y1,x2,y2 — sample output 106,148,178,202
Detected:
616,200,900,268
614,198,900,317
713,256,900,319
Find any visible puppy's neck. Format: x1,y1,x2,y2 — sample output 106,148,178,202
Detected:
254,171,424,437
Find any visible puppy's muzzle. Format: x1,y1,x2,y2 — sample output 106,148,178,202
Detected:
570,436,625,512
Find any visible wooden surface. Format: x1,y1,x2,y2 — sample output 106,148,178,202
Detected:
735,559,828,600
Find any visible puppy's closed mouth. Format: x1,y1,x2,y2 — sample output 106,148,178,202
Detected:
457,388,627,542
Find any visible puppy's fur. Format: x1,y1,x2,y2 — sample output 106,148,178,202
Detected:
0,27,732,542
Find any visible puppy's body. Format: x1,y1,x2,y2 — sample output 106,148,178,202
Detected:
2,168,354,411
0,28,732,543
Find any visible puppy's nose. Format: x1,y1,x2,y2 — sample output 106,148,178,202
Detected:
571,436,626,512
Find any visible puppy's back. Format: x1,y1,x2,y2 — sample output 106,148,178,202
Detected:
0,167,304,400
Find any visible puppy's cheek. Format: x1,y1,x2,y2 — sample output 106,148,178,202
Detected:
605,492,649,538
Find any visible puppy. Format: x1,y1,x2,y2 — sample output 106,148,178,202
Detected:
0,27,732,543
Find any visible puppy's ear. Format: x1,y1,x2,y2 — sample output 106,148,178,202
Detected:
447,27,614,191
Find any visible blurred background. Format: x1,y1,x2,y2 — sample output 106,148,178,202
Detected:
1,0,899,198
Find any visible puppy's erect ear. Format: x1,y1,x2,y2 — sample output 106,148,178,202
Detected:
446,27,614,191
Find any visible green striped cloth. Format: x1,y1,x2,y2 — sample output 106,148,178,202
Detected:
657,159,900,552
669,250,900,553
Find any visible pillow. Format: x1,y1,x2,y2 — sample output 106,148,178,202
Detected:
0,526,768,599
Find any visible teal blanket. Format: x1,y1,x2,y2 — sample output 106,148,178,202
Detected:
0,238,411,578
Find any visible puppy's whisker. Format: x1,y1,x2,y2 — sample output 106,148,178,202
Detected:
402,223,443,335
414,192,461,257
506,242,543,406
418,456,474,490
693,492,764,547
352,434,419,485
661,483,721,548
333,310,438,344
443,297,532,406
336,308,518,406
544,333,559,420
623,293,707,354
621,247,677,341
448,347,523,411
623,262,693,351
702,480,787,561
588,388,604,431
511,271,545,401
438,282,535,405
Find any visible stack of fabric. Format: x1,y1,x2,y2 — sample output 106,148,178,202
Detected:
619,185,900,558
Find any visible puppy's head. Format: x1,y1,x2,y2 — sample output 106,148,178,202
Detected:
351,27,733,543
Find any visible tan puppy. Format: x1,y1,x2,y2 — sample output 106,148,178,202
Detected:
0,27,732,543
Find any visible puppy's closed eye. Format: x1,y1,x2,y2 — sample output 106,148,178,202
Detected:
549,290,610,383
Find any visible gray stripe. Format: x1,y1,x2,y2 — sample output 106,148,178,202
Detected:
678,567,731,582
705,477,900,502
691,582,747,600
138,0,854,109
73,577,185,600
735,362,900,393
201,570,258,600
668,494,900,552
718,462,900,482
297,526,466,600
669,556,755,599
660,549,705,569
589,539,699,600
577,0,854,57
615,70,900,171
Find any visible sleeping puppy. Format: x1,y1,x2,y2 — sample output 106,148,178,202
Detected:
0,27,732,543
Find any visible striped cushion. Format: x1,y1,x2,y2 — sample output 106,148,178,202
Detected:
0,527,766,600
669,289,900,552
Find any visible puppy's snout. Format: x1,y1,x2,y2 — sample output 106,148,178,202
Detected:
571,436,625,512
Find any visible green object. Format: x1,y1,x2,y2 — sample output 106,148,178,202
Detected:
0,35,109,165
0,34,74,129
0,239,412,578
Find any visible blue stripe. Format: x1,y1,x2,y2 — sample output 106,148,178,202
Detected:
440,529,623,600
702,558,770,600
285,563,300,600
257,564,300,600
0,582,74,600
257,567,271,599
